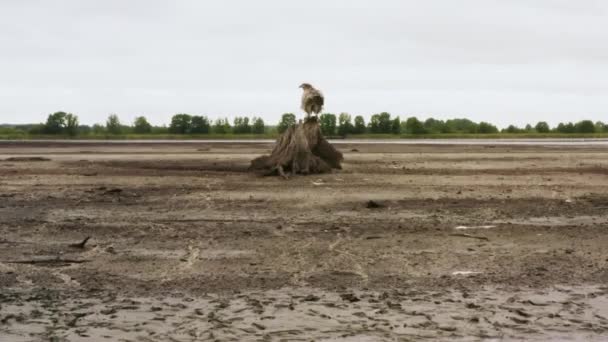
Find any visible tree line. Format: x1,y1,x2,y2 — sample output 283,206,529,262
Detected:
5,111,607,136
15,112,267,136
280,113,607,136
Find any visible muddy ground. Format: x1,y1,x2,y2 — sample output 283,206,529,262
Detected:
1,141,607,341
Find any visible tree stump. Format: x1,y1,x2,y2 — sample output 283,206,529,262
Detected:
249,117,343,177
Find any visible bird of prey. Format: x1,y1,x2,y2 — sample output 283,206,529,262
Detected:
299,83,324,118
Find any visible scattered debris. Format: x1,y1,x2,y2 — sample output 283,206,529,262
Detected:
4,157,51,162
302,294,320,302
69,236,91,249
465,303,481,309
509,316,529,324
514,308,531,317
366,200,384,209
6,257,89,266
450,233,489,241
104,188,123,195
251,322,266,330
350,148,359,152
100,308,117,315
340,293,360,302
522,300,549,306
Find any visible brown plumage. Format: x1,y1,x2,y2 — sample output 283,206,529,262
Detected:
299,83,324,118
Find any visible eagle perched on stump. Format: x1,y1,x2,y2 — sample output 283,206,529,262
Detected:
299,83,324,118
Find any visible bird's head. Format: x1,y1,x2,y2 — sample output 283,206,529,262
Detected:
299,83,313,90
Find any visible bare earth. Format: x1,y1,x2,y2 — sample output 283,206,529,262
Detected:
1,141,608,341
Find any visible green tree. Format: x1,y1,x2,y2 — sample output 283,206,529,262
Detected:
337,113,353,136
369,114,380,133
169,114,192,134
535,121,550,133
445,118,478,133
277,113,296,133
478,122,498,133
353,115,366,134
319,113,337,136
556,122,575,133
504,125,522,133
190,115,210,134
233,117,251,134
404,116,426,134
391,117,401,134
133,116,152,134
106,114,122,135
595,121,606,133
524,124,533,132
65,113,79,136
27,124,45,135
213,118,231,134
92,123,105,135
575,120,595,133
43,111,68,134
152,125,169,134
77,125,91,135
423,118,447,133
377,112,392,133
252,117,265,134
368,112,392,133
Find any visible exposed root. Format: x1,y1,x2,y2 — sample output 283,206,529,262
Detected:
249,117,343,176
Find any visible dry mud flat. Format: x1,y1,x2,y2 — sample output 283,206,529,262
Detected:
1,141,608,341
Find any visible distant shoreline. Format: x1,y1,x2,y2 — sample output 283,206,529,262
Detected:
2,133,608,141
2,137,608,147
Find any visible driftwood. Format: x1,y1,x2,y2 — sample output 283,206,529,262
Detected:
68,236,91,249
249,117,343,177
449,233,490,241
6,257,90,266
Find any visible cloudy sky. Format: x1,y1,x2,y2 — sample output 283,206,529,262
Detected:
1,0,607,127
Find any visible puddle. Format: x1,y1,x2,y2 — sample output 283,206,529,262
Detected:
454,225,496,230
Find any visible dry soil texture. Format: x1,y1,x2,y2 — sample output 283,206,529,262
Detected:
1,141,608,341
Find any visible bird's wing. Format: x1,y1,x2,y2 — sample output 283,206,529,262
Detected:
302,89,324,107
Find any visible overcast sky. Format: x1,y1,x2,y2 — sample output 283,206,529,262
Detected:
1,0,607,127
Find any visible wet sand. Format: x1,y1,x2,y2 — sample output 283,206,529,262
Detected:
1,141,608,341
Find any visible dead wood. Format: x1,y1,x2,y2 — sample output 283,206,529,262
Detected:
249,117,343,177
69,236,91,249
449,233,490,241
6,257,90,266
